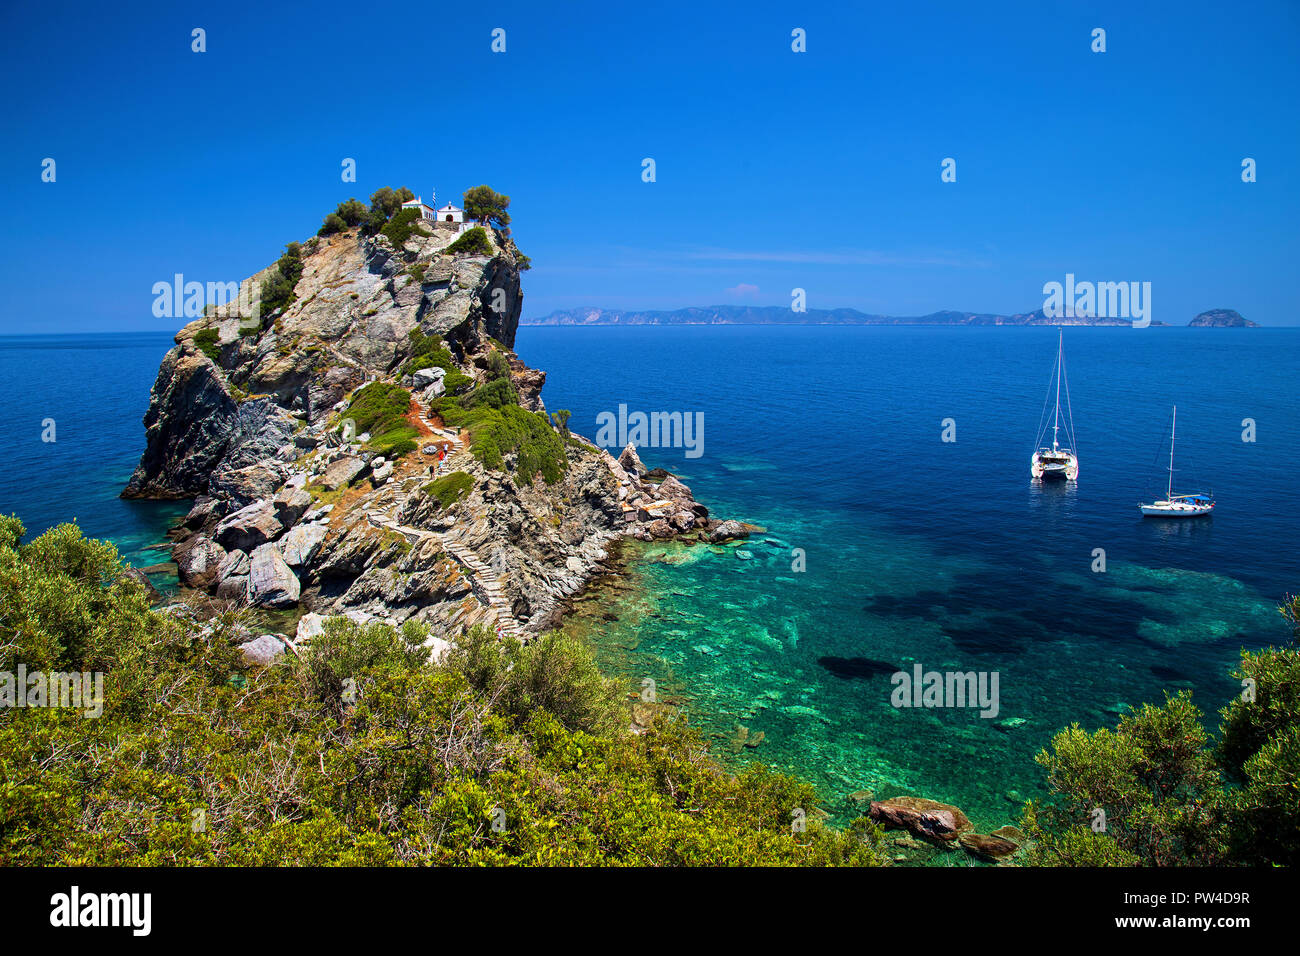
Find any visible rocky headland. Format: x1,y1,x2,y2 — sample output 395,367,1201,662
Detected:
123,205,747,655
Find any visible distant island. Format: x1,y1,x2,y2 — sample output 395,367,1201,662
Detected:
1188,308,1258,327
525,305,1256,328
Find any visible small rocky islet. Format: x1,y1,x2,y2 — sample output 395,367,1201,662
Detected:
122,211,752,664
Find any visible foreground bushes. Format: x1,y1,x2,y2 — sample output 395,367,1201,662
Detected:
0,516,882,866
1023,640,1300,867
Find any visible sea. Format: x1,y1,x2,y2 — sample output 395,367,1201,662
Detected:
3,325,1297,831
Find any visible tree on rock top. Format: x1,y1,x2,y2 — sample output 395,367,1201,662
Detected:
370,186,415,219
463,185,511,230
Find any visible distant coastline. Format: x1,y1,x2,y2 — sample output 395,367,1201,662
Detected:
524,306,1258,328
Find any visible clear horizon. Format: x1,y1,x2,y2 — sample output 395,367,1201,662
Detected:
2,0,1297,332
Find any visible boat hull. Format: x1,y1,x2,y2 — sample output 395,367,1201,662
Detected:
1139,501,1214,517
1031,451,1078,481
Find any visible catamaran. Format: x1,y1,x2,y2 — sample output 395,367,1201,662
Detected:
1139,405,1215,517
1031,329,1079,480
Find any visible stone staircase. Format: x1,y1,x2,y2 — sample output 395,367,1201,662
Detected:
362,401,531,644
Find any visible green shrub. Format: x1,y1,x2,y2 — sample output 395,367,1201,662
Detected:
432,378,566,484
402,329,456,377
444,226,492,257
358,187,415,237
465,376,517,410
336,198,368,226
192,327,221,361
449,626,621,737
1023,693,1229,866
486,350,510,381
422,470,475,509
318,213,346,237
381,207,430,249
1220,646,1300,864
259,242,304,317
341,382,419,458
1025,636,1300,868
443,369,474,395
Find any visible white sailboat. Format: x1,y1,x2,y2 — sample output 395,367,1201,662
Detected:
1139,405,1215,517
1031,329,1079,480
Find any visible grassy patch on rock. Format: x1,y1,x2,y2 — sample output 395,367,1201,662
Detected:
433,376,567,485
422,471,474,509
341,382,419,458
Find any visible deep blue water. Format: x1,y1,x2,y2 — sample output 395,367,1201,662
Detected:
517,325,1300,826
2,326,1297,827
0,333,189,572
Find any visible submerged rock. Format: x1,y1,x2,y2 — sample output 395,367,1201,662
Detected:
959,830,1021,860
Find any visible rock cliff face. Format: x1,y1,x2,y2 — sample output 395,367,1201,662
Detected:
124,219,736,647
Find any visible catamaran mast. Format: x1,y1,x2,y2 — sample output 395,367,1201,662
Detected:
1167,405,1177,499
1052,329,1062,451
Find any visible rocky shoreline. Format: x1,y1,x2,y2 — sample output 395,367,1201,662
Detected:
124,217,749,659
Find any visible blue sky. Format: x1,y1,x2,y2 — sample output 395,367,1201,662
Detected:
1,0,1297,331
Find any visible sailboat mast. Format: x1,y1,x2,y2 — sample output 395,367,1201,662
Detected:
1167,405,1177,499
1052,330,1061,451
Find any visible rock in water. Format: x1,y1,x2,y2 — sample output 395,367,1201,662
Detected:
122,350,243,499
869,796,974,843
184,495,221,529
959,831,1020,860
120,217,730,644
248,544,300,608
1189,308,1257,327
706,519,750,543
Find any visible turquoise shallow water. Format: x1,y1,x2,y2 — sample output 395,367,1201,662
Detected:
519,325,1299,830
